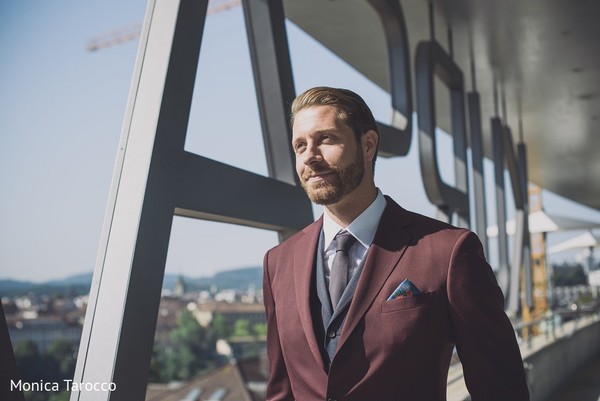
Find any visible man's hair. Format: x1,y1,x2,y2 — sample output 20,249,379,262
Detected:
291,86,380,170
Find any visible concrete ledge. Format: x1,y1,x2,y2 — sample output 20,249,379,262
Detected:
523,316,600,401
446,314,600,401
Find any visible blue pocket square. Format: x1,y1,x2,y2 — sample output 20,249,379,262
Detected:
387,279,421,301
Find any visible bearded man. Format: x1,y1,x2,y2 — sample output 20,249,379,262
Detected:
262,86,530,401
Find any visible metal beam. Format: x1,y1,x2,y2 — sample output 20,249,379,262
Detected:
72,1,209,399
519,143,533,309
491,117,510,303
468,92,488,255
416,40,470,226
504,126,525,313
174,151,312,234
368,0,413,157
243,0,298,185
242,0,313,240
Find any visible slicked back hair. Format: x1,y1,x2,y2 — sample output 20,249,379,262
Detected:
290,86,380,170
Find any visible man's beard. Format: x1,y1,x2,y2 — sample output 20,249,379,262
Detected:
300,151,365,205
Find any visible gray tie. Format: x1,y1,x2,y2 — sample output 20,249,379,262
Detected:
329,231,357,310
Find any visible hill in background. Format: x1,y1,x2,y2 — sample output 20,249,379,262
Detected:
0,267,262,297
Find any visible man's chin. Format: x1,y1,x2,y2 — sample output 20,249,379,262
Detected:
305,187,343,205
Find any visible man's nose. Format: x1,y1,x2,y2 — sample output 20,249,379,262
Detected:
302,144,322,166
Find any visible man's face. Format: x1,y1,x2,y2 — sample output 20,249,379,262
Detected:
291,105,365,205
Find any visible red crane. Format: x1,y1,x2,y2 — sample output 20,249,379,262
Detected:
87,0,241,52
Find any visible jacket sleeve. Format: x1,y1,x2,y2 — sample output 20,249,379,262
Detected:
447,231,530,401
263,251,294,400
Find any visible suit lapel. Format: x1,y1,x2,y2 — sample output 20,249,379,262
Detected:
337,200,414,352
293,217,326,372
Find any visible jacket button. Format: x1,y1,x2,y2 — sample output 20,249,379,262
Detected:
327,398,337,401
327,330,336,338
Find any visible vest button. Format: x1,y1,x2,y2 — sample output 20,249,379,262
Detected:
327,330,336,338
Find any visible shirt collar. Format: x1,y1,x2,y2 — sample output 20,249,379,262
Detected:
322,189,387,250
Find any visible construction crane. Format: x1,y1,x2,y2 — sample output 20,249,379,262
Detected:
87,0,241,52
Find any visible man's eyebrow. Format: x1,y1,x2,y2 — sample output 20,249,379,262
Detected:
311,127,337,135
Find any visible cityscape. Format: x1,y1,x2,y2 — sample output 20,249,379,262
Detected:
3,260,600,401
3,267,268,401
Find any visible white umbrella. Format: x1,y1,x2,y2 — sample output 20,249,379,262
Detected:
547,231,600,254
548,231,600,278
487,210,600,238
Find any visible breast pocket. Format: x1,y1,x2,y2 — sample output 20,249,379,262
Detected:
380,291,436,313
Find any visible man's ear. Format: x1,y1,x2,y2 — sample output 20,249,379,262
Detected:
361,130,378,162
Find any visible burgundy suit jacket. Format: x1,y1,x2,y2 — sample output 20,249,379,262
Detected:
263,198,530,400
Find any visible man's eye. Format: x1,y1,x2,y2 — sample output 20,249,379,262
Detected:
294,143,306,153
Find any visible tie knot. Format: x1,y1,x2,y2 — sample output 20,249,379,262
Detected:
335,231,356,252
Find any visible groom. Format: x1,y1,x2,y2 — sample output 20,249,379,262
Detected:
262,86,530,401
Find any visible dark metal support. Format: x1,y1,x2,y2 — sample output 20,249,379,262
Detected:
428,1,436,40
416,40,470,227
503,126,524,209
489,117,533,314
74,1,210,400
174,151,312,233
519,143,534,309
491,117,510,299
242,0,298,185
517,112,533,309
468,92,488,255
504,125,530,313
504,125,523,313
368,0,413,157
242,0,313,239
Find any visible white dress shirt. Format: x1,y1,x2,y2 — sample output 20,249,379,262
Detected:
322,190,387,285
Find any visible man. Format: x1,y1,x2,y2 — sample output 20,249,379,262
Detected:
262,87,529,401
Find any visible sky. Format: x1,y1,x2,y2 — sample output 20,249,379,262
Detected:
1,0,599,283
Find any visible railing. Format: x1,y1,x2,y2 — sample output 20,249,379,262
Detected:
513,304,600,350
447,303,600,401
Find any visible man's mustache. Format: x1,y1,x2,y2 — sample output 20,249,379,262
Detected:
301,164,338,181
